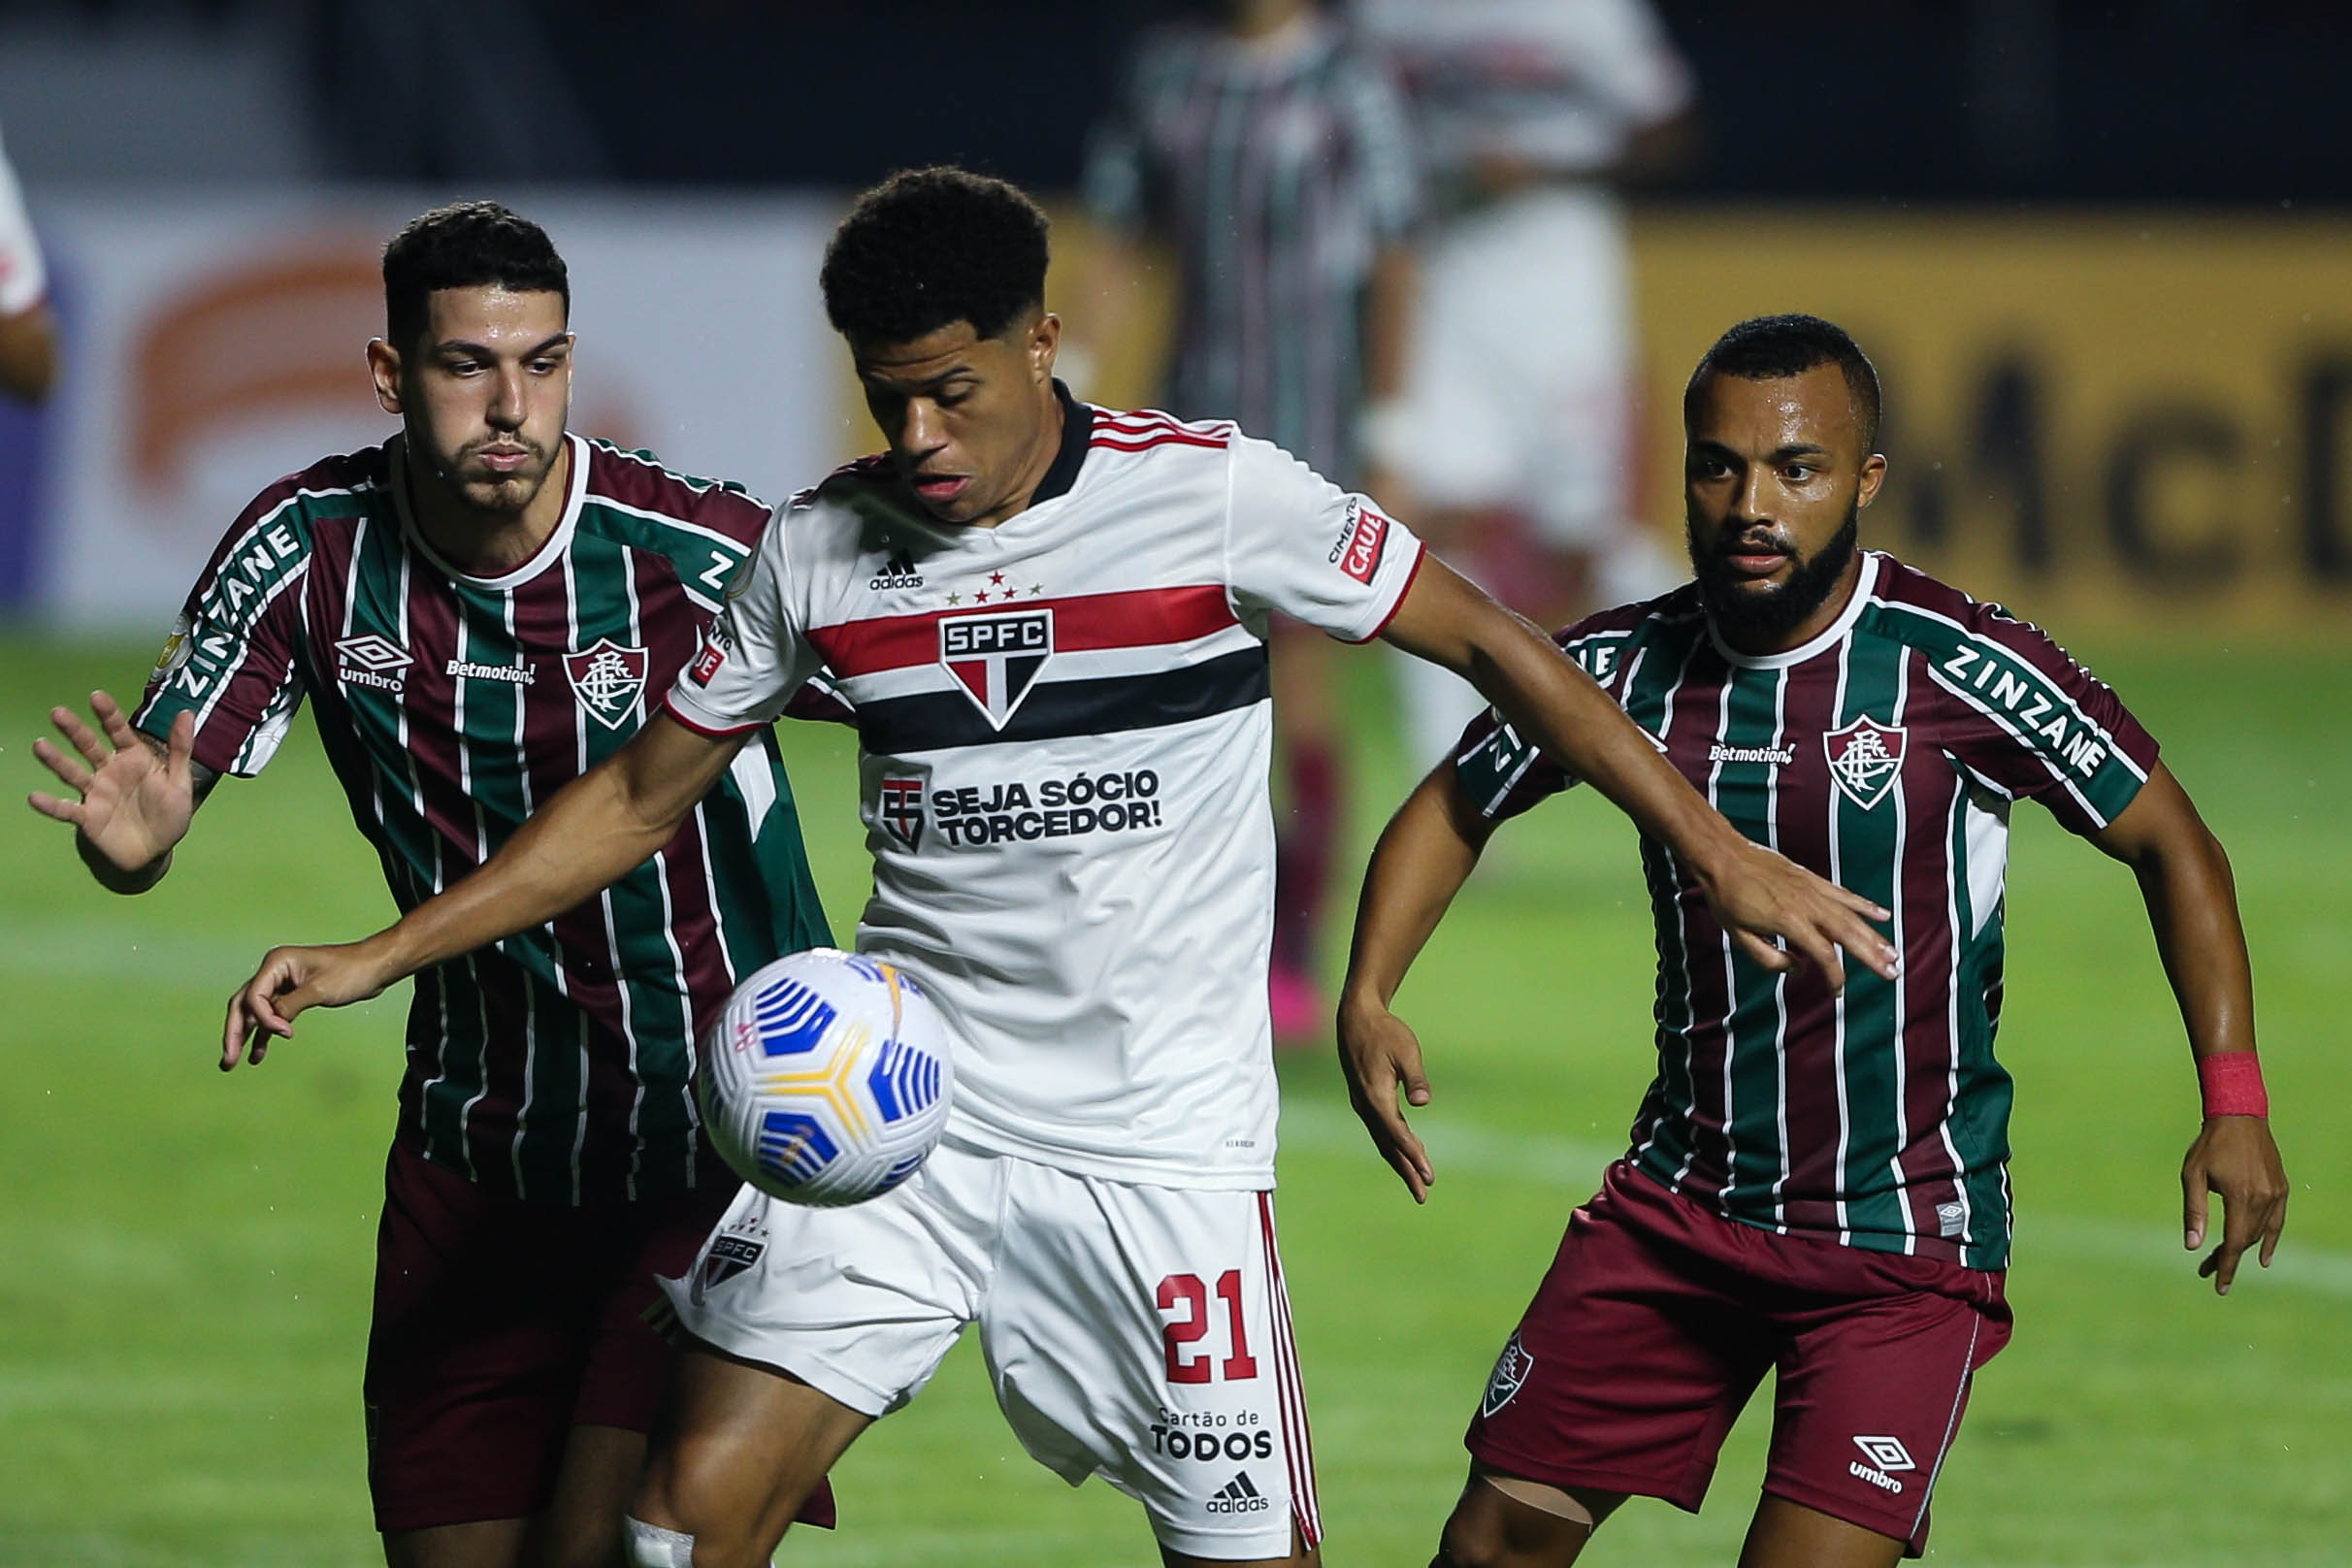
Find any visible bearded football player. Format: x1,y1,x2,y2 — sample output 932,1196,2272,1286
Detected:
1339,313,2291,1568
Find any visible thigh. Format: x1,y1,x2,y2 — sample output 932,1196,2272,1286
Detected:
365,1143,586,1534
1467,1181,1773,1515
659,1144,996,1418
983,1173,1316,1563
1762,1281,2005,1557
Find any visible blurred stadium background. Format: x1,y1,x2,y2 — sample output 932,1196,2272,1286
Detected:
1,2,2346,1563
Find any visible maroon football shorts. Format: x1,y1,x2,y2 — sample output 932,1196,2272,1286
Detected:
364,1139,836,1533
1466,1160,2009,1556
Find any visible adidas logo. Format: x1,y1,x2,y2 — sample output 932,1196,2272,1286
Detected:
868,549,924,591
1206,1471,1271,1516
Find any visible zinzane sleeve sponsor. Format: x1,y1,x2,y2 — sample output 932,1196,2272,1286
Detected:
1223,436,1424,643
1928,607,2160,836
664,500,822,737
1450,616,1643,822
133,488,312,777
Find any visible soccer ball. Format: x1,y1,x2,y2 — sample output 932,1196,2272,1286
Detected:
700,948,955,1206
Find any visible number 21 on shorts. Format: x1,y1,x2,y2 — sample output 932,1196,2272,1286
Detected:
1157,1270,1259,1384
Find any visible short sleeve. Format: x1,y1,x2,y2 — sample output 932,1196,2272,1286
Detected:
0,126,48,317
665,502,822,736
133,494,311,777
1449,611,1648,821
1927,609,2160,837
1223,436,1424,643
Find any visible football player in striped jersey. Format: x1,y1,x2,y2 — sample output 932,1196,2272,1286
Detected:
29,202,837,1568
1339,314,2290,1568
219,175,1893,1568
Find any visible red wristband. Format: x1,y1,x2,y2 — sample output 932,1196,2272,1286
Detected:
2197,1052,2269,1119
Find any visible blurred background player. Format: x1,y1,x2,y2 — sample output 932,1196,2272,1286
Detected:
1339,315,2290,1568
1082,0,1422,1039
1352,0,1697,770
0,116,57,404
26,202,837,1568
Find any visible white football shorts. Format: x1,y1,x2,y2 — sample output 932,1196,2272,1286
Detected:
664,1142,1320,1559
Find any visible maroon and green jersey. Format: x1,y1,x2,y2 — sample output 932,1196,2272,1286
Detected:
1454,552,2159,1269
135,435,834,1206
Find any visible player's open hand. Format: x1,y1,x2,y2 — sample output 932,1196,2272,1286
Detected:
223,941,396,1070
1337,994,1437,1202
2181,1115,2289,1295
27,693,196,875
1699,838,1897,993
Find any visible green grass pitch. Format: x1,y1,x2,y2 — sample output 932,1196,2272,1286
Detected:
2,629,2344,1566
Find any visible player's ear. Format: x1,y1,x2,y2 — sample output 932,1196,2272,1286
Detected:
1029,311,1061,384
366,339,404,416
1857,450,1889,510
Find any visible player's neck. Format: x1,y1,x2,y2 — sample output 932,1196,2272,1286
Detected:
404,437,572,575
976,387,1066,529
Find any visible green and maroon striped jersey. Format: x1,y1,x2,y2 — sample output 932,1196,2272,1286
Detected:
1454,552,2159,1269
135,435,833,1205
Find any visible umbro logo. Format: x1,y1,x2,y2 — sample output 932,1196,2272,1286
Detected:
1206,1471,1270,1515
334,633,411,692
868,548,925,591
1848,1434,1917,1494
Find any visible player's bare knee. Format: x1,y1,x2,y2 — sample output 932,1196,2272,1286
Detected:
1434,1472,1597,1568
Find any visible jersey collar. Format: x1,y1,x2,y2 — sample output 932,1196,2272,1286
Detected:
1704,549,1882,670
1029,379,1093,508
392,431,589,591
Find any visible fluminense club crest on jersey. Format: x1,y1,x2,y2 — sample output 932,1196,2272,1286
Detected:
565,638,650,731
939,607,1054,730
879,775,925,851
1823,717,1907,810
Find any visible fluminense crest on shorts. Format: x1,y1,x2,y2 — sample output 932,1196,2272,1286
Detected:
1481,1330,1535,1418
565,638,649,731
1823,717,1907,810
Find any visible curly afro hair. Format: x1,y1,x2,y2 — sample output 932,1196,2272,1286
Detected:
381,201,568,353
1686,313,1881,450
821,167,1050,348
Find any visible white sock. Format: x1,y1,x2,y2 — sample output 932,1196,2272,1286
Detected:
625,1517,697,1568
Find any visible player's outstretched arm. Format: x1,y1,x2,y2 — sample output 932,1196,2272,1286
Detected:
1338,763,1497,1202
1379,556,1896,989
28,693,207,895
2088,762,2288,1294
223,711,748,1069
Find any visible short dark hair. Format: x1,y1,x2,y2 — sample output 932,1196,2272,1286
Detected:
382,201,569,352
820,167,1050,347
1685,313,1881,450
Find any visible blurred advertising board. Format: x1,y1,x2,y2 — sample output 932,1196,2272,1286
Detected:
1631,208,2352,632
13,191,845,627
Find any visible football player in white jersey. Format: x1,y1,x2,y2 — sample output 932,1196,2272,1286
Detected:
224,168,1895,1568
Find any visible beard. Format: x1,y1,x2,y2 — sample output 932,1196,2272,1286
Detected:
1688,503,1861,649
426,432,560,516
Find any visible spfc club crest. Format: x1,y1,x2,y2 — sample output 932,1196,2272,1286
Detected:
879,775,925,851
939,607,1053,730
1481,1331,1535,1418
565,638,649,731
698,1232,765,1292
1823,717,1907,810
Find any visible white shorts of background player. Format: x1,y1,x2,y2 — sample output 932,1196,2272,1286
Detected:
666,1143,1320,1559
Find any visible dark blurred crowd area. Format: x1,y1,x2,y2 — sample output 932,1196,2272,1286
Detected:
0,0,2342,201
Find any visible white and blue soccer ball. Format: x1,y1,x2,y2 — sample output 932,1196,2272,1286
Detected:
700,948,954,1206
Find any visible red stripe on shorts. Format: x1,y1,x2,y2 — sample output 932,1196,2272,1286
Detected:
1258,1192,1321,1549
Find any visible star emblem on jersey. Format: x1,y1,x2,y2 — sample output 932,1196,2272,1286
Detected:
1823,717,1907,810
1481,1330,1535,1418
939,607,1054,730
565,638,650,731
879,775,925,851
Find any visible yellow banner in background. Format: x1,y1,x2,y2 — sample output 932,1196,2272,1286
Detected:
1630,208,2352,632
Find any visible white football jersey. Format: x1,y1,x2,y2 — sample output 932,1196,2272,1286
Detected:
667,390,1423,1188
0,123,47,317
